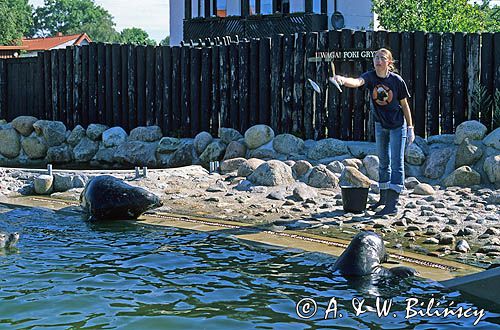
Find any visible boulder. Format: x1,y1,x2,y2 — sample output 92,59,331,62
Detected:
157,137,182,153
73,137,99,162
483,155,500,184
102,127,127,147
53,173,74,192
46,145,73,164
12,116,38,136
455,138,483,168
86,124,109,140
483,127,500,150
219,127,243,145
93,146,116,164
292,160,313,178
443,166,481,187
405,143,426,165
342,158,362,169
307,165,339,189
220,158,247,174
129,125,162,142
199,140,226,163
306,138,348,160
21,136,48,159
326,160,345,174
0,128,21,158
247,160,294,186
247,140,283,160
113,141,158,167
33,120,66,147
423,147,454,179
67,125,86,147
194,131,213,155
223,140,247,160
427,134,455,145
413,183,435,195
34,174,53,194
362,155,379,181
339,166,372,188
292,183,318,201
168,143,197,168
454,120,488,144
345,141,377,158
272,133,305,155
237,158,265,177
244,124,275,149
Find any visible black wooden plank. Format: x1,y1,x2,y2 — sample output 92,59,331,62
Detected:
88,43,97,124
154,46,163,129
181,45,191,136
25,59,33,118
466,34,480,121
293,32,305,135
145,45,155,126
51,49,58,121
388,32,400,65
400,32,414,123
249,39,259,126
453,33,465,130
259,37,271,125
229,42,239,130
352,30,365,141
190,47,201,135
413,31,426,137
97,43,106,124
340,29,353,140
315,31,328,140
66,47,74,128
480,33,493,130
6,60,14,120
0,60,5,119
201,47,212,133
440,33,453,134
127,45,137,130
238,41,249,133
161,46,172,134
136,45,146,127
304,32,317,139
121,45,129,130
365,31,375,141
171,46,181,133
112,44,121,126
36,52,45,119
105,44,113,126
58,49,66,123
44,51,52,120
219,44,229,127
426,33,441,136
211,46,220,135
270,34,283,132
494,32,500,128
73,46,81,126
81,46,89,126
327,30,341,138
282,34,293,133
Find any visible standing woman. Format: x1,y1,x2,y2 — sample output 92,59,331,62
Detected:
334,48,415,216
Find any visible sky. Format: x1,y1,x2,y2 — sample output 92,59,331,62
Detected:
29,0,170,43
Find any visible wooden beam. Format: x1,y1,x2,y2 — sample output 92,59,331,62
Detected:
185,0,192,19
205,0,211,17
305,0,313,13
241,0,249,17
321,0,327,14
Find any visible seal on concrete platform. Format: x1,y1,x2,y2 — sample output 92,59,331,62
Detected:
333,231,417,278
80,175,162,221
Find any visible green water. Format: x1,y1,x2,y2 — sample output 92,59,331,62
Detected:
0,204,499,329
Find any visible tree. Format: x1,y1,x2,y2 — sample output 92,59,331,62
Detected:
0,0,33,45
31,0,119,42
118,28,156,45
372,0,499,32
160,36,170,46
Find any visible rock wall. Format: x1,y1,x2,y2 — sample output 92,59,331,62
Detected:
1,117,499,190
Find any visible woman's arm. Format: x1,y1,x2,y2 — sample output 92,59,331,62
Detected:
400,98,413,126
335,75,365,88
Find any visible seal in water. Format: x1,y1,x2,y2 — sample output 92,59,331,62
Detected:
0,232,19,249
333,231,417,278
80,175,163,221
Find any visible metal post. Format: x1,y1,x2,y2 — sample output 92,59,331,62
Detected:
142,167,148,178
135,166,140,179
47,164,53,176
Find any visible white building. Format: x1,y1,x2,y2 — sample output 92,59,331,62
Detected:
170,0,377,46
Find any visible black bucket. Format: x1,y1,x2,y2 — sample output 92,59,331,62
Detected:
341,187,369,213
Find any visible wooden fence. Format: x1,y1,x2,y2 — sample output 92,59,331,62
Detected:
0,29,499,141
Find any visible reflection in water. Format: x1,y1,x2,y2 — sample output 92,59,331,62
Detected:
0,205,499,329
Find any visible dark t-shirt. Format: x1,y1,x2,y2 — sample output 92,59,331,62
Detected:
360,70,410,129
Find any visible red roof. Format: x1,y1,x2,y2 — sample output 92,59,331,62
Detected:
21,33,92,51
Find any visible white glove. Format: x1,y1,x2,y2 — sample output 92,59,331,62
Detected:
407,126,415,145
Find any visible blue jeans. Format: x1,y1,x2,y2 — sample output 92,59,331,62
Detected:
375,122,407,193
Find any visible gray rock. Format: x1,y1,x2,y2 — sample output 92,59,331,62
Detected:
345,141,377,158
339,166,371,188
248,160,295,186
267,190,287,201
86,124,108,140
326,160,345,174
292,160,313,178
292,183,318,201
194,131,213,154
424,147,454,179
0,128,20,158
404,177,420,189
455,138,483,168
73,137,99,162
168,143,196,168
273,133,305,155
235,179,253,191
443,166,481,187
405,143,426,165
219,127,243,145
237,158,265,177
244,124,275,149
102,127,127,147
223,140,247,160
427,134,455,145
454,120,488,144
33,120,67,147
405,164,423,178
11,116,38,136
306,138,348,160
307,165,339,189
342,158,362,169
93,146,116,163
247,140,283,160
438,234,455,245
455,240,471,253
67,125,86,147
157,137,182,153
199,140,226,163
129,125,162,142
53,173,74,192
483,127,500,150
21,136,48,159
413,183,435,195
483,155,500,184
362,155,379,181
46,145,73,163
34,174,53,194
72,175,86,188
220,158,247,174
113,141,158,167
414,136,430,155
